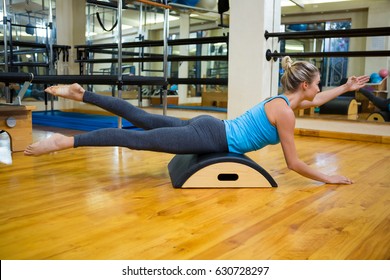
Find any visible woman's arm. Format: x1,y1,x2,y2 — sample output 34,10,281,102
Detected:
299,75,369,109
275,106,353,184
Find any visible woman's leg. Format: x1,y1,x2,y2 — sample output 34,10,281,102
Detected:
74,115,228,154
45,84,188,130
359,88,390,112
24,115,228,156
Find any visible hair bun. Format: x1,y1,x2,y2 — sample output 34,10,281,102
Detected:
281,56,293,71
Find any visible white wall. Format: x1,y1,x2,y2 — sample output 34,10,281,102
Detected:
178,14,190,103
55,0,86,75
227,0,281,119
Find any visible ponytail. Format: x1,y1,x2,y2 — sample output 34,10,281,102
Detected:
280,56,319,92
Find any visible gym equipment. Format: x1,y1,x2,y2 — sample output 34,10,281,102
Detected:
25,11,35,35
168,152,278,188
319,97,358,115
74,36,228,65
367,111,390,122
0,105,35,152
217,0,229,27
96,11,118,32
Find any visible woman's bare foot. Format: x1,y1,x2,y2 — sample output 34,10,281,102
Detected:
24,133,74,156
44,83,85,101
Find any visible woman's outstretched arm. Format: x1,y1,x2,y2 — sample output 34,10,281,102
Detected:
298,75,369,109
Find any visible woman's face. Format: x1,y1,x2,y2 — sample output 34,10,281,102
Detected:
306,73,321,100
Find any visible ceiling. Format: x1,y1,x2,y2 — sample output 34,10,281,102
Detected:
282,0,358,7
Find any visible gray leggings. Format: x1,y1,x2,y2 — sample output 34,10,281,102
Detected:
74,91,229,154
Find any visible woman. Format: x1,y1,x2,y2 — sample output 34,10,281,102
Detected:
24,56,369,185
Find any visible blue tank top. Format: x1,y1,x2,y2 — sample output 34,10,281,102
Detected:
223,95,290,154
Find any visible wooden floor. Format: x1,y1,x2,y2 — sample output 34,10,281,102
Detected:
0,125,389,260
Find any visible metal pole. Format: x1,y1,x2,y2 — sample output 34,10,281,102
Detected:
270,50,390,59
162,1,169,115
138,3,143,107
138,4,143,36
265,27,390,40
117,0,123,128
48,0,55,110
48,0,54,75
2,0,10,102
2,0,8,72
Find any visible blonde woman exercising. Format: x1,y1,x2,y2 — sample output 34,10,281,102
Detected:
25,56,369,185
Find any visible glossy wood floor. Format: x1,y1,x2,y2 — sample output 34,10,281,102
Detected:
0,125,389,260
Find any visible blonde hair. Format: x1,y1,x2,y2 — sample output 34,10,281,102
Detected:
280,56,319,92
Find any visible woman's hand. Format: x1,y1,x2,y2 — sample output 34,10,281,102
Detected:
326,175,354,185
344,75,370,91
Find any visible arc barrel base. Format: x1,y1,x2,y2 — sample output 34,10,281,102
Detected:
168,153,278,189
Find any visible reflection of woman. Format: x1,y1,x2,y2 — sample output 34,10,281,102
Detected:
359,88,390,112
25,56,369,184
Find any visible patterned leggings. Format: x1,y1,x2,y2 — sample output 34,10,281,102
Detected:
74,91,229,154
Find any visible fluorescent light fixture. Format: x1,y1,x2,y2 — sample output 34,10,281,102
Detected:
282,0,355,7
285,45,304,51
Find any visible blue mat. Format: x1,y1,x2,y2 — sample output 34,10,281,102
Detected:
32,110,139,131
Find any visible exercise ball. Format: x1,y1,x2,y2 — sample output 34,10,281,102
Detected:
379,68,388,78
196,0,217,10
370,72,382,83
